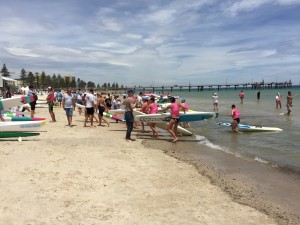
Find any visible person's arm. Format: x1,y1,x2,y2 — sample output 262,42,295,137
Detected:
62,96,65,109
72,97,76,109
0,110,4,121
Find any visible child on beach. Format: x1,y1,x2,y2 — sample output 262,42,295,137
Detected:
231,104,240,133
145,97,159,137
164,97,180,143
212,93,219,111
46,87,57,122
239,90,245,103
276,93,282,109
286,91,295,116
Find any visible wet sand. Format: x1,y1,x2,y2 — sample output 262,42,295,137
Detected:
0,106,295,224
140,133,300,225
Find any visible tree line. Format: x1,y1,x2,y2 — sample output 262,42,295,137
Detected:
1,63,125,91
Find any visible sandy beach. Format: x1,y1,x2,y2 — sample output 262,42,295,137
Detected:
0,106,297,224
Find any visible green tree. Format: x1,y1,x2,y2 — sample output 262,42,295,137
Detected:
35,72,41,89
78,80,86,89
27,72,35,86
19,68,27,86
52,74,58,88
87,81,95,88
1,63,10,77
40,71,46,90
46,75,51,87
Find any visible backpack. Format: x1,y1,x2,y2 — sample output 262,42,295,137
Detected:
32,92,38,101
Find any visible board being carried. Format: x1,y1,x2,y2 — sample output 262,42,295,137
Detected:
133,109,193,136
135,111,218,123
0,95,35,110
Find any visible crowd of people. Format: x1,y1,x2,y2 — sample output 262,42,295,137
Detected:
0,86,297,142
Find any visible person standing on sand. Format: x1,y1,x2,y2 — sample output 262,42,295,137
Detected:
0,110,5,121
257,90,260,101
46,87,57,122
239,90,245,103
275,92,282,109
179,98,191,128
124,89,136,142
139,97,149,133
62,88,76,127
97,93,110,127
164,96,180,143
27,85,37,118
145,97,159,138
286,91,295,116
212,93,219,111
84,89,96,127
231,104,240,133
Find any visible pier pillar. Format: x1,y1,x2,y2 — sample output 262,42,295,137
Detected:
189,85,191,92
170,87,173,92
180,87,182,92
152,87,155,93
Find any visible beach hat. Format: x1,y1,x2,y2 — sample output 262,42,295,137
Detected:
47,86,51,89
214,93,217,95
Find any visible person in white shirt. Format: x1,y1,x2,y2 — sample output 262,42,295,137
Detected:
84,89,96,127
62,88,76,127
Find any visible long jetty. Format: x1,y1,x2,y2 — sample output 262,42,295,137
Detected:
136,80,293,93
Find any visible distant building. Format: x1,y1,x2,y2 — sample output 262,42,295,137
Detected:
64,74,76,85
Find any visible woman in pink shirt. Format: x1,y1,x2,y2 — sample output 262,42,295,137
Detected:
165,97,180,143
146,97,159,137
231,104,240,133
139,97,149,132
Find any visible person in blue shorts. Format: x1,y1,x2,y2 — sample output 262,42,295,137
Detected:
62,89,76,127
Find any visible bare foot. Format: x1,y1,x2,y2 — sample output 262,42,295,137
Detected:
172,138,179,143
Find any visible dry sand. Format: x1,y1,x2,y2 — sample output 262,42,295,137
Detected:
0,107,279,224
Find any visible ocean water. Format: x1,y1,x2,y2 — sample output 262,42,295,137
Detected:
167,88,300,172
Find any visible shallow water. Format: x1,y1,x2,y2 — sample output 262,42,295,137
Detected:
163,87,300,172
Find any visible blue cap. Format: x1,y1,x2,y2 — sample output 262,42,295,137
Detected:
181,98,186,103
127,89,134,94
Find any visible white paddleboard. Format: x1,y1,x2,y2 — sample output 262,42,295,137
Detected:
217,122,283,132
135,111,217,123
0,96,35,110
0,120,46,132
133,109,193,136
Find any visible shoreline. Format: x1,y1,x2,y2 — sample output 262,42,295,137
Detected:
139,133,300,225
0,106,296,224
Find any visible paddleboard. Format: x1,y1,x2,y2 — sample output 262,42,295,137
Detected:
0,132,40,138
133,109,193,136
135,111,218,123
216,122,283,132
76,103,86,109
0,96,35,110
103,112,125,122
3,116,46,121
0,120,46,132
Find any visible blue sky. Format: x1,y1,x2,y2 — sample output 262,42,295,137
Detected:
1,0,300,86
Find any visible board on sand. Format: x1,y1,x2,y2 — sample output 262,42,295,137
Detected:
133,109,193,136
216,122,283,132
0,96,35,110
0,132,40,138
3,116,46,121
0,120,46,132
135,111,218,123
